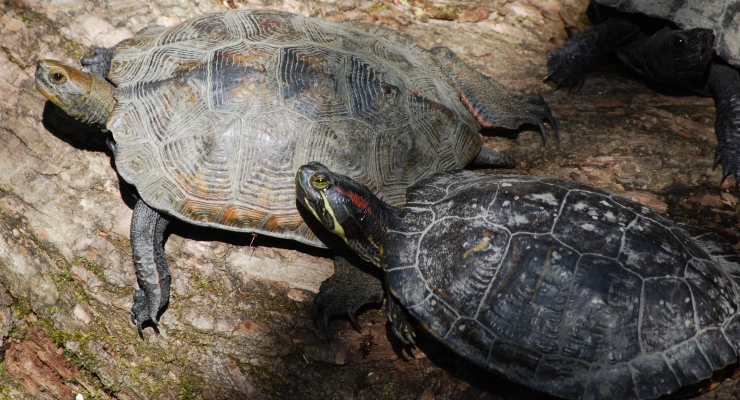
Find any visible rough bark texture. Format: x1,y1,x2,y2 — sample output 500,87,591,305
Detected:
1,0,739,399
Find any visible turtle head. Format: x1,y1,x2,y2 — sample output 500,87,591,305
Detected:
296,162,396,267
638,27,714,85
35,59,115,127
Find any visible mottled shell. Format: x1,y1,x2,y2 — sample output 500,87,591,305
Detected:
384,170,740,400
597,0,740,67
106,9,482,246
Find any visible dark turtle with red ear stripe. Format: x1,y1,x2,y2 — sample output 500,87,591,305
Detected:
296,161,740,400
34,9,556,336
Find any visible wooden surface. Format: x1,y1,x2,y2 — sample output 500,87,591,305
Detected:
1,0,738,398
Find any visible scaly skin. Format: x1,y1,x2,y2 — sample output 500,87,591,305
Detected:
708,63,740,184
312,252,383,337
130,200,171,336
547,16,740,183
431,46,557,142
545,18,641,93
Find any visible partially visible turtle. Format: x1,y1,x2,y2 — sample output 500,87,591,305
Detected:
297,162,740,400
544,1,740,182
34,9,556,335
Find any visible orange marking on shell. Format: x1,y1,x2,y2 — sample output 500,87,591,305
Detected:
334,186,372,215
459,92,493,128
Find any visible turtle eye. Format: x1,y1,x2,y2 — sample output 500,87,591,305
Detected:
311,175,330,190
671,35,685,49
49,71,67,84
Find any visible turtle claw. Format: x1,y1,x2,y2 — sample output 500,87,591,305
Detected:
80,47,114,78
347,312,363,333
538,122,548,145
312,254,383,340
385,295,416,346
106,138,117,153
131,288,160,338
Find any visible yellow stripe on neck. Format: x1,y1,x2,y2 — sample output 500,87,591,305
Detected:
321,193,347,241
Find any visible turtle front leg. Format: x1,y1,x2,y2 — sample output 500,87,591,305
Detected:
708,63,740,184
81,47,115,79
430,46,557,143
313,252,383,339
545,18,641,93
130,199,171,336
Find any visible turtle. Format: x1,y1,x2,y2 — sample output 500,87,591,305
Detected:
34,9,556,335
543,0,740,183
296,161,740,400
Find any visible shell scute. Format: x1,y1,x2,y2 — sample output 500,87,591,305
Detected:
444,318,495,368
685,259,738,328
583,363,636,400
391,207,434,234
560,255,642,363
532,356,589,399
629,352,681,399
478,234,579,354
221,9,299,45
553,191,635,258
694,328,737,373
431,183,497,220
641,279,695,353
663,339,713,386
722,314,740,354
486,180,568,234
407,294,458,336
416,218,509,318
486,340,541,381
382,231,421,269
619,217,692,278
210,43,280,115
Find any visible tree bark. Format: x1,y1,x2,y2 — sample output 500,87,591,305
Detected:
1,0,738,399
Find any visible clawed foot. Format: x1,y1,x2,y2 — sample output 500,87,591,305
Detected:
313,254,383,340
385,295,416,346
514,92,559,143
710,64,740,187
81,47,114,78
544,46,587,94
714,138,740,186
131,288,165,337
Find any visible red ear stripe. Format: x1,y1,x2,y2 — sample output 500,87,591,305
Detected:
334,186,373,215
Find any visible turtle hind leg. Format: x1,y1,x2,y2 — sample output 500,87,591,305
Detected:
708,63,740,185
81,47,115,79
430,46,557,144
470,146,516,169
312,251,383,340
385,291,416,346
130,199,171,337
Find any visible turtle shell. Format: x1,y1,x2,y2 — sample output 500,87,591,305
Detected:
383,170,740,400
105,9,482,247
595,0,740,68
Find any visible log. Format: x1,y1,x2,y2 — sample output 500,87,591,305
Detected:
1,0,738,398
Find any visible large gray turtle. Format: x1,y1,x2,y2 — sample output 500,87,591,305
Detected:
296,162,740,400
544,0,740,182
34,9,556,334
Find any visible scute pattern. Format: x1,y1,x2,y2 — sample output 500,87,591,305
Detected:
106,10,482,246
384,170,740,400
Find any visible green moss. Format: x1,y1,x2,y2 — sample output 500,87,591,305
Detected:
10,298,32,320
383,381,395,395
366,3,388,12
176,374,206,399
